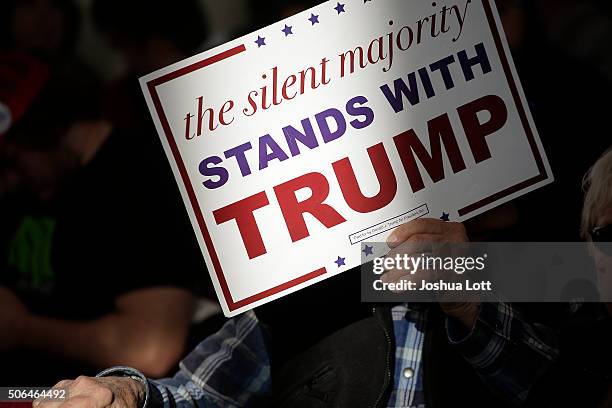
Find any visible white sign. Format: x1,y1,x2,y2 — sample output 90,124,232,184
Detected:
140,0,552,316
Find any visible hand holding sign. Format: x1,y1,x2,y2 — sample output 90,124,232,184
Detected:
382,218,479,328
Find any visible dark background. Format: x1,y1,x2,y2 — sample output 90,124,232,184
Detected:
0,0,611,392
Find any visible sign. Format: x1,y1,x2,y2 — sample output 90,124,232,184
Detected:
140,0,552,316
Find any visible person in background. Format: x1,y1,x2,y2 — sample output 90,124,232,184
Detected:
525,148,612,408
90,0,209,130
87,0,226,345
0,72,202,385
0,0,81,62
0,0,88,141
30,140,612,407
91,0,227,345
582,149,612,315
581,149,612,407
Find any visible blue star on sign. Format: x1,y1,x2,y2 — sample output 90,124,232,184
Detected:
334,2,346,14
282,24,293,36
255,36,266,47
335,256,346,268
362,245,374,257
308,13,320,25
440,212,450,222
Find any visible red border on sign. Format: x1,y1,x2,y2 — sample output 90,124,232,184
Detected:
458,0,548,216
146,44,326,312
145,0,547,311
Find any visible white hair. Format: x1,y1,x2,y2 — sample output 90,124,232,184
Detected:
581,148,612,239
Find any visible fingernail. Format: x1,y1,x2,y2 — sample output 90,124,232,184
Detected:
387,234,398,247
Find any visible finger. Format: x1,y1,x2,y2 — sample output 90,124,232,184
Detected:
386,235,442,259
381,267,414,285
56,395,99,408
380,261,429,285
381,261,438,285
380,269,410,283
393,234,442,250
34,381,73,408
390,221,468,248
382,237,440,282
33,398,64,408
68,377,113,405
55,380,73,388
386,276,414,293
33,400,63,408
387,219,448,247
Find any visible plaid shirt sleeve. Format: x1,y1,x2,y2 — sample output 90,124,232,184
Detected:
100,311,271,408
445,302,559,407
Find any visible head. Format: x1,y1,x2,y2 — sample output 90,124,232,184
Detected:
581,148,612,301
0,139,78,201
0,0,81,60
92,0,209,75
0,73,102,201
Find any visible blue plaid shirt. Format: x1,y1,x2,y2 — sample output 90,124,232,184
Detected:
100,302,558,408
388,305,427,408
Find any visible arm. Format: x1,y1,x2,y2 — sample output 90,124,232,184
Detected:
22,287,196,377
35,311,271,408
147,310,271,407
385,219,560,406
445,301,559,407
